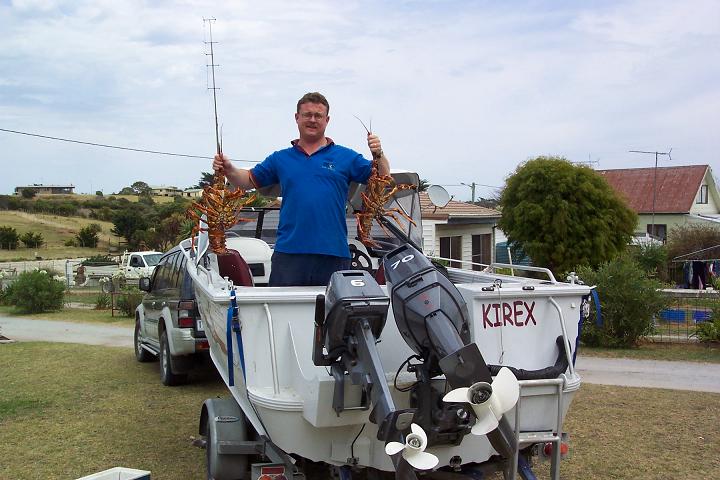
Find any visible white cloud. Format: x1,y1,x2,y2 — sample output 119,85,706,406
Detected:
0,0,717,199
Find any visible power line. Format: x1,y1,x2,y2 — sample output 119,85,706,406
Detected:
0,127,258,163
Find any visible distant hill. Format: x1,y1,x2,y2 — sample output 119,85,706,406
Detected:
0,211,122,261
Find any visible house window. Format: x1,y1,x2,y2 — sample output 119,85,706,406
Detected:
696,185,708,204
439,236,462,268
647,224,667,242
471,234,492,271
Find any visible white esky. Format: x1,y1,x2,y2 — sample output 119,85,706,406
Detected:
1,0,718,201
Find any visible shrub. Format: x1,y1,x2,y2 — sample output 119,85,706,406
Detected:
64,238,78,247
696,303,720,343
578,255,669,348
20,231,44,248
76,224,101,248
21,188,36,199
0,226,20,250
629,243,668,281
115,286,144,317
6,270,65,313
95,291,111,310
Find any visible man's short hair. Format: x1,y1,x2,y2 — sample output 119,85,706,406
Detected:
297,92,330,114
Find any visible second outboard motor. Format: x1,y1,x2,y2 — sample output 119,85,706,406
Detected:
312,270,415,443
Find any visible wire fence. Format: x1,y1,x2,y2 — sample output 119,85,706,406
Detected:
651,289,719,342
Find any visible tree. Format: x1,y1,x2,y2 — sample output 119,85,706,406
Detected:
19,231,44,248
0,226,20,249
498,156,636,275
131,181,152,196
111,208,149,249
118,187,135,195
76,224,102,248
195,171,215,189
418,179,430,192
21,188,36,199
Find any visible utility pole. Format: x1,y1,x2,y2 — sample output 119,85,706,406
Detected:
629,148,672,240
461,182,476,203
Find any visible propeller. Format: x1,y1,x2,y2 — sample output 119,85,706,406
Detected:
384,423,439,471
442,367,520,436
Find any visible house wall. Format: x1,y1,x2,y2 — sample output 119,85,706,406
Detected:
689,170,720,215
422,220,441,256
429,223,495,267
637,213,718,239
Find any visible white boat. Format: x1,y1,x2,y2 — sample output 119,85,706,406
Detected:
182,173,591,480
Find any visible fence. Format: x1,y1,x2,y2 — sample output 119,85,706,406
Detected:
652,289,719,342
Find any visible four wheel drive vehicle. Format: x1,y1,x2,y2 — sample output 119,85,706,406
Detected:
134,245,209,385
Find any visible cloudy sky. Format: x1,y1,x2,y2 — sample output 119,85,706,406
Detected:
0,0,718,201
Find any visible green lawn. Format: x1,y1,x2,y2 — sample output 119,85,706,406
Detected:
1,342,718,480
0,306,133,325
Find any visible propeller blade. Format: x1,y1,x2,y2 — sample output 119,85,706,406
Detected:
442,386,470,403
385,441,406,456
404,450,439,471
410,423,427,447
491,367,520,414
470,408,499,435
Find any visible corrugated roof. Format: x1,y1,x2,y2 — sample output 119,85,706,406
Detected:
597,165,708,214
419,192,501,220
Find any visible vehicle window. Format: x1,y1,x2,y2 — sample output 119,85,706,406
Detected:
130,255,142,268
153,255,174,290
169,252,183,289
143,253,163,266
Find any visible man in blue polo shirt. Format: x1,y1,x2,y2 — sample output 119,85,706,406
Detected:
213,92,390,286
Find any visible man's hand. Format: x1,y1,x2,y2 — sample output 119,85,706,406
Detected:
367,134,383,159
213,153,233,174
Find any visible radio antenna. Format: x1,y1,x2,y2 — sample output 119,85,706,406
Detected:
204,17,222,155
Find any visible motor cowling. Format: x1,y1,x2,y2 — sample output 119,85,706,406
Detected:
383,244,471,376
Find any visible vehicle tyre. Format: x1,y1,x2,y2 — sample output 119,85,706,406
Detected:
134,318,156,363
160,331,187,386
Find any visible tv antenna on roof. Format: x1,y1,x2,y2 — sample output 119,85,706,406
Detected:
204,17,222,156
629,148,673,240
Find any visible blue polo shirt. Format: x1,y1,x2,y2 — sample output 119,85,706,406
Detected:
250,139,372,258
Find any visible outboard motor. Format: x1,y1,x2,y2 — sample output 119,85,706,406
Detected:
312,270,415,443
384,244,518,459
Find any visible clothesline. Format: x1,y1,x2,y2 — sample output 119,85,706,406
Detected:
671,244,720,262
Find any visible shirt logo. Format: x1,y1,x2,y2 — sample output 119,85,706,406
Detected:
322,161,336,171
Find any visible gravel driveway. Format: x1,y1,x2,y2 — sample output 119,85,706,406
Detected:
2,315,719,393
0,315,133,348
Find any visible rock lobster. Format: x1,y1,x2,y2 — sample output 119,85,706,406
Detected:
186,171,256,254
354,119,416,249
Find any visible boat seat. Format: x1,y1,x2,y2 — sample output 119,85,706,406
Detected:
217,249,254,287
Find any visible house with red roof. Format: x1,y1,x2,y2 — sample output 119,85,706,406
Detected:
597,165,719,242
419,192,501,269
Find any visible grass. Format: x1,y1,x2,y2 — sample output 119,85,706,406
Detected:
0,306,133,325
1,342,718,480
0,342,225,480
0,210,122,260
580,341,720,363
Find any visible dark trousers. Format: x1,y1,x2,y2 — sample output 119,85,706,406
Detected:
269,251,350,287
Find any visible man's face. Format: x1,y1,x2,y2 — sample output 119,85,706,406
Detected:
295,102,329,141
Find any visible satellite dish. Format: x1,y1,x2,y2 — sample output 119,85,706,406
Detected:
427,185,451,208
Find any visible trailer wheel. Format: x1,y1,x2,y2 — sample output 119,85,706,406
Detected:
160,331,187,386
202,399,249,480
